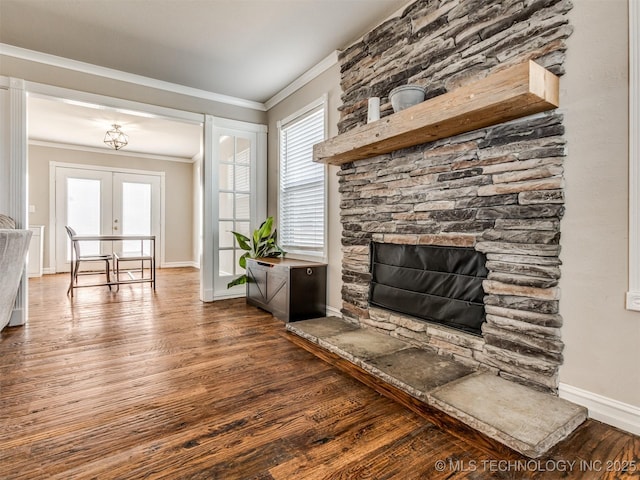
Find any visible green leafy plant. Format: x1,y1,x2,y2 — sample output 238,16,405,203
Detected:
226,216,286,288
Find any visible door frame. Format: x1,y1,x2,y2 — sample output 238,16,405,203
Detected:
49,161,166,272
24,80,202,278
4,76,268,323
0,78,28,326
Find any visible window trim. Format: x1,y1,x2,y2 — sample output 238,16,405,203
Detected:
277,94,328,262
628,0,640,311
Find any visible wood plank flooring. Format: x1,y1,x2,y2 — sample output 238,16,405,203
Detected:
0,268,638,479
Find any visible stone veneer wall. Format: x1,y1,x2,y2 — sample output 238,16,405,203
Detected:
336,0,573,393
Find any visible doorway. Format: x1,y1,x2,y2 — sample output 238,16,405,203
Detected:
4,78,267,330
54,164,162,272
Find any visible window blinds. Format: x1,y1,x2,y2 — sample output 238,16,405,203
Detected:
279,105,325,254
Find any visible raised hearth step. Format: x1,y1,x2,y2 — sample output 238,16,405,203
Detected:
429,373,587,458
286,316,587,459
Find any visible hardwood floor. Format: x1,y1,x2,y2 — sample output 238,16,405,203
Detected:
0,268,637,479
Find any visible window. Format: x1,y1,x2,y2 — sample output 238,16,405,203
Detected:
278,97,327,257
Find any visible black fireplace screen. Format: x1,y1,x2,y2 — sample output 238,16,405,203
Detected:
369,242,488,336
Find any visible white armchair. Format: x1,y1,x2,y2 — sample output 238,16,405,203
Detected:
0,215,32,331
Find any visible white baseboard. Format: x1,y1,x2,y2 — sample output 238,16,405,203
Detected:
559,383,640,436
326,305,342,317
213,291,245,301
43,267,55,275
162,261,199,269
201,288,214,302
626,290,640,311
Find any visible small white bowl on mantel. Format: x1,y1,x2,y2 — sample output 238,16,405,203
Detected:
389,85,426,113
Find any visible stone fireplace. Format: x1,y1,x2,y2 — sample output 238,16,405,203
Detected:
335,0,572,393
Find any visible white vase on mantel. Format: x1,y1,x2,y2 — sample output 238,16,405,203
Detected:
367,97,380,123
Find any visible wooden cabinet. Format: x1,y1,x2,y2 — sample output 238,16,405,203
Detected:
246,257,327,322
28,225,44,278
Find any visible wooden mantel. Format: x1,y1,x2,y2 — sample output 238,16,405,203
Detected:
313,60,559,166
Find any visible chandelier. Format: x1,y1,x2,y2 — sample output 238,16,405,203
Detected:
104,124,128,150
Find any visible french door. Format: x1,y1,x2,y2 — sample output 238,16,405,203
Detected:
54,166,161,272
204,117,266,301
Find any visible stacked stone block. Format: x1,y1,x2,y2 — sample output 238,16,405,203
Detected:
339,0,573,133
336,0,572,393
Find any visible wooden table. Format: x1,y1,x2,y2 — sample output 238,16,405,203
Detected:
68,234,156,296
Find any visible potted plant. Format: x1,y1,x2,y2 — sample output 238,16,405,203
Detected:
227,216,285,288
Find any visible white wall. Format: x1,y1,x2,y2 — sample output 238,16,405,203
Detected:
266,64,344,315
560,0,640,411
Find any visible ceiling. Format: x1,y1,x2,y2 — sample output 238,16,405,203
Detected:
1,0,408,159
1,0,408,103
28,95,204,160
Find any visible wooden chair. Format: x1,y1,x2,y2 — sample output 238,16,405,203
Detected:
65,226,112,295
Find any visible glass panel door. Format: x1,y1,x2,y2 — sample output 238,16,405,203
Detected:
55,167,112,272
55,166,161,272
217,135,252,278
212,128,259,297
121,182,151,253
113,173,161,256
66,177,103,257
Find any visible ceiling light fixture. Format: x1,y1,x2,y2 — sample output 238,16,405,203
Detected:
104,124,128,150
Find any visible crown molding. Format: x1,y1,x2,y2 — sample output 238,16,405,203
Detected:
265,51,338,110
30,139,196,163
25,81,204,125
0,43,267,112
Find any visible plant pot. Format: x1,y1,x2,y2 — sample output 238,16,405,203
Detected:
389,85,426,113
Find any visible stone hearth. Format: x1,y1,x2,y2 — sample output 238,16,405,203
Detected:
287,317,587,458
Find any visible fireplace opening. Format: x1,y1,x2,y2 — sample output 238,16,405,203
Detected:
369,242,488,336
